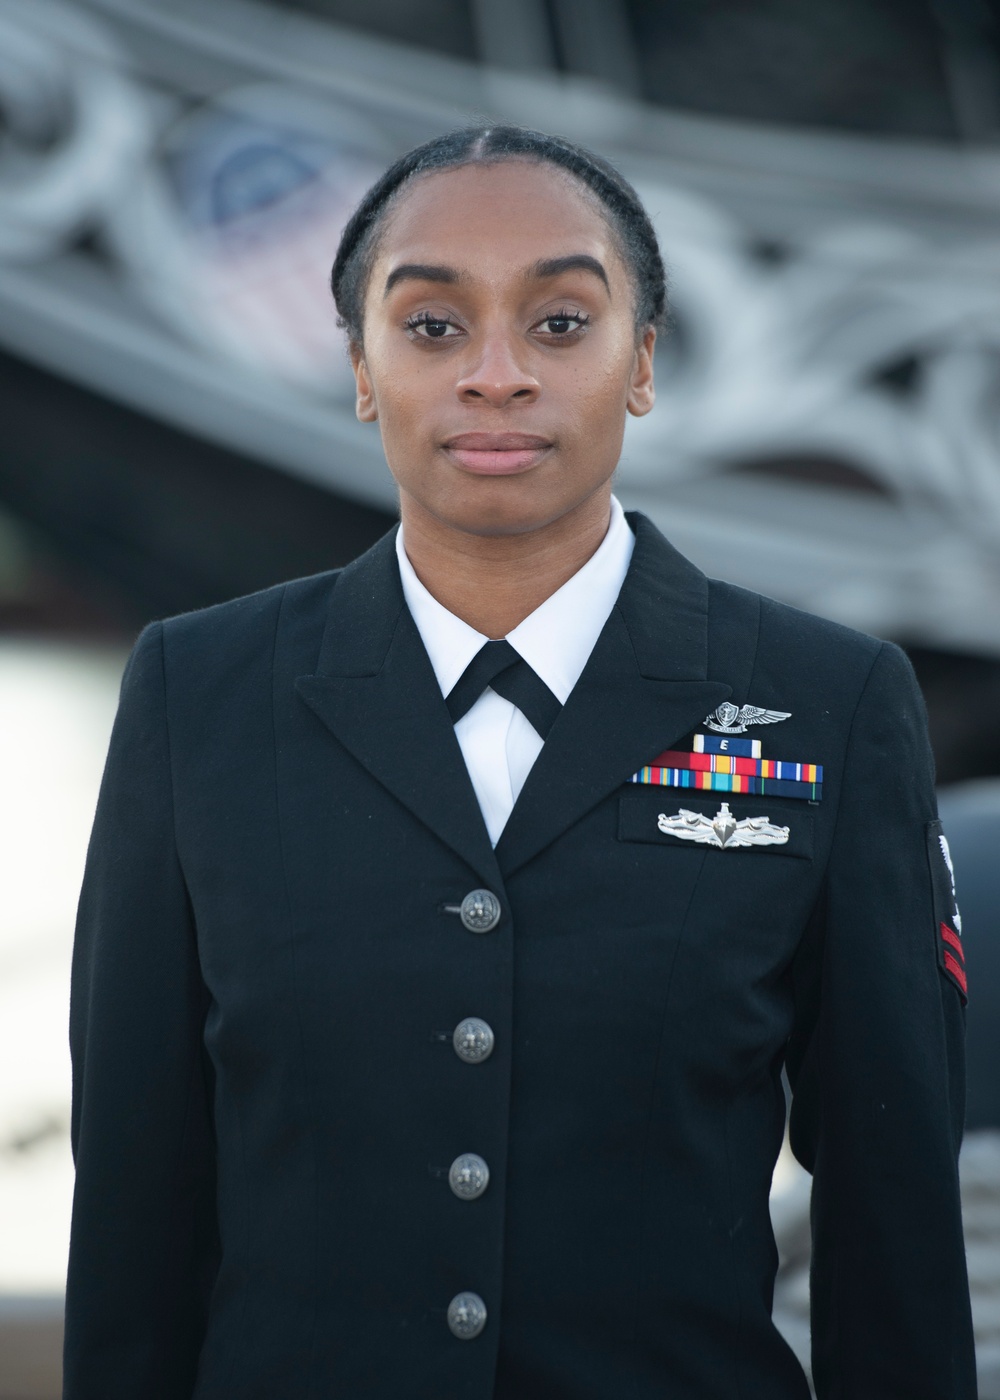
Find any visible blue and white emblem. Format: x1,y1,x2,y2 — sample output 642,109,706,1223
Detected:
938,833,962,932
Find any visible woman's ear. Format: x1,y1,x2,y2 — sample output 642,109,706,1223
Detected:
626,326,656,418
350,341,378,423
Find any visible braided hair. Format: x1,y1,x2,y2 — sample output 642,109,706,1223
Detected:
331,125,667,346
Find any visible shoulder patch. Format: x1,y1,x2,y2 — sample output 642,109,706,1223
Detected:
926,820,966,1003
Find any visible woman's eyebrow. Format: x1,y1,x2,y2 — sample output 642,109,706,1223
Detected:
531,254,611,293
383,254,611,299
384,263,459,296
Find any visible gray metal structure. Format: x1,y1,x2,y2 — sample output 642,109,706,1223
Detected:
2,0,1000,654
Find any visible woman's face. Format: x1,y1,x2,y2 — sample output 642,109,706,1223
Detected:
350,159,656,538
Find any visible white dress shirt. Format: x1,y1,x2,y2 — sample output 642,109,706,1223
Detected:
396,496,635,846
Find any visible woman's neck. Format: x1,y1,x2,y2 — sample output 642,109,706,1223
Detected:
398,488,614,639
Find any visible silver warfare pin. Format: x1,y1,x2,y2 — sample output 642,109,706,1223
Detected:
704,702,791,735
657,802,790,850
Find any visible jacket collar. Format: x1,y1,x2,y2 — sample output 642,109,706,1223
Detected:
295,514,730,881
296,525,504,889
493,513,731,873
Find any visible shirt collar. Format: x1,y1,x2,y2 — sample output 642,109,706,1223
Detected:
395,533,487,698
396,495,635,703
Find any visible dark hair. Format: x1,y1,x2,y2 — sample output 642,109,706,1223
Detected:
331,124,667,346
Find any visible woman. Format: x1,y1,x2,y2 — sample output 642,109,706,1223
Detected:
65,126,975,1399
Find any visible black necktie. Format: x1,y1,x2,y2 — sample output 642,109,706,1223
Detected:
446,640,562,740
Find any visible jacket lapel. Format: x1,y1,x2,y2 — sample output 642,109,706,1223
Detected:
494,514,731,877
295,530,502,890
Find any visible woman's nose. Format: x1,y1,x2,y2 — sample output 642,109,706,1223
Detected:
455,332,540,408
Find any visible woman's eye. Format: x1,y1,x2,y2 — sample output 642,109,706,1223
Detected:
536,312,588,336
407,315,461,339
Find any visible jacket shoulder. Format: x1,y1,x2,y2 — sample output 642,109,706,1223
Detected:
148,570,341,689
710,576,886,665
163,569,339,638
706,577,919,728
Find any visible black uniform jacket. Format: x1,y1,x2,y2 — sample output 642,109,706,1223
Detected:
65,513,975,1400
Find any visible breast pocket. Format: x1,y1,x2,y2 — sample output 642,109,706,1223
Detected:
617,786,815,861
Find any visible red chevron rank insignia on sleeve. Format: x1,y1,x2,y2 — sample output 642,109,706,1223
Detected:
940,921,967,999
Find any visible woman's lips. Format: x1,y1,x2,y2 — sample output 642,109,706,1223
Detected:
443,433,551,475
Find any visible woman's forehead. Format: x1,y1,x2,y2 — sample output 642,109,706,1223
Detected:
373,159,621,277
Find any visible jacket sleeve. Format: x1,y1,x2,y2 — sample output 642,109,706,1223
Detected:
64,622,218,1400
786,641,976,1399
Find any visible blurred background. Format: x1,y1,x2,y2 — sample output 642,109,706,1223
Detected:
1,0,999,1394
